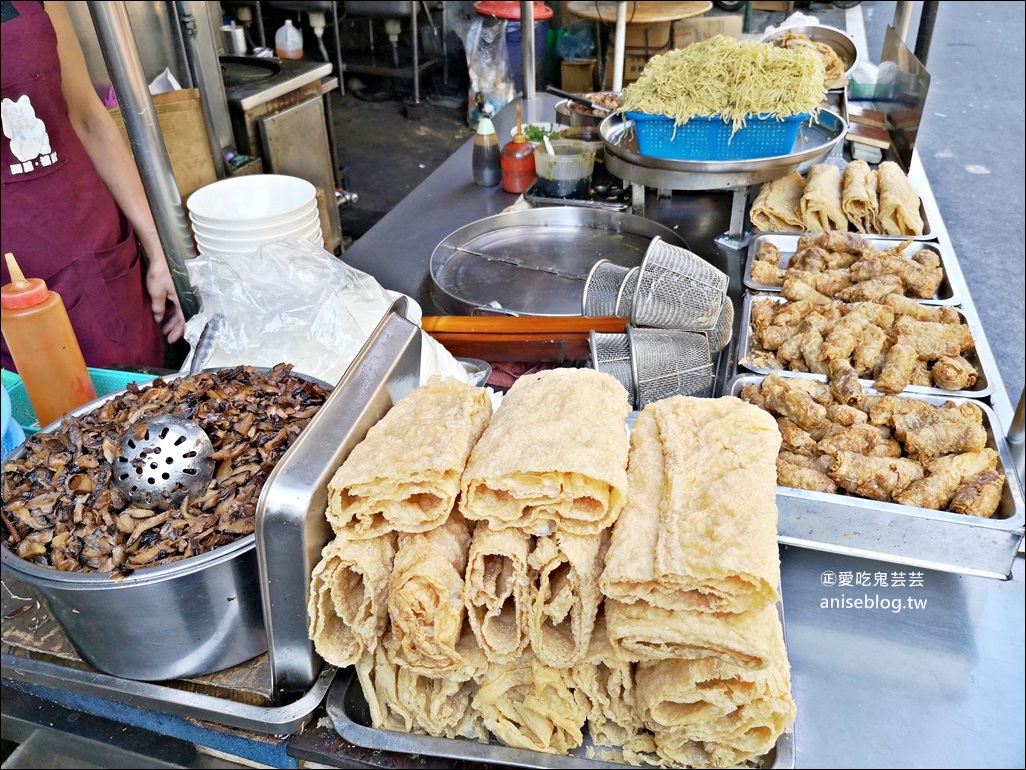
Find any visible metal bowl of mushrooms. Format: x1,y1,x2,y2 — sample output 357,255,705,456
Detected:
0,364,331,681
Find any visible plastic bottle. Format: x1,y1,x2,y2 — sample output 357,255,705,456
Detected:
472,106,501,187
0,252,96,428
501,104,537,194
275,18,303,60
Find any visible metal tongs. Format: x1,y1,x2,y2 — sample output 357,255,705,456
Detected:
545,85,613,114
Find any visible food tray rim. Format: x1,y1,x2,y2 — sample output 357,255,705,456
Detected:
325,660,796,770
736,293,994,399
742,233,960,305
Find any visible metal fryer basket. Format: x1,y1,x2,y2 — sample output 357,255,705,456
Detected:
589,330,637,406
628,326,714,408
582,259,632,316
630,236,729,330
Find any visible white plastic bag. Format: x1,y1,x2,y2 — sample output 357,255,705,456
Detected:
181,239,469,387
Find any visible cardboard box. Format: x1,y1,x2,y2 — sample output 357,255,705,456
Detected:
561,59,597,92
602,22,672,89
672,15,744,49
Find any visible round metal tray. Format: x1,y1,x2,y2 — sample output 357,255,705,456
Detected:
600,110,847,191
429,207,686,316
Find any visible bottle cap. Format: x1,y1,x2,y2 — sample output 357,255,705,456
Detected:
476,116,495,136
1,253,49,309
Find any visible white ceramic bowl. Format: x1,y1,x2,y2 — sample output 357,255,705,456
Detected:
190,206,319,238
195,229,323,256
187,175,317,226
194,218,321,247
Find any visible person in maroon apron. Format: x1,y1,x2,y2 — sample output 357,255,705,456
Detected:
0,0,185,372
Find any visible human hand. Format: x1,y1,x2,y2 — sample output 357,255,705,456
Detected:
143,245,186,344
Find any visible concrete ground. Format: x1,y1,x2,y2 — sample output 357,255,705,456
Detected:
328,1,1024,408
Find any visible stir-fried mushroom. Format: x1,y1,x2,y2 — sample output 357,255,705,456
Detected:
2,364,329,577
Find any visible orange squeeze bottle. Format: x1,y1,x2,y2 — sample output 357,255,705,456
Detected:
1,252,96,427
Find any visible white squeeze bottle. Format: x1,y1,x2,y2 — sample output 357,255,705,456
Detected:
275,19,303,60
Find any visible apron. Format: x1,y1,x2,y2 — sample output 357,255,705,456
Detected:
0,0,163,371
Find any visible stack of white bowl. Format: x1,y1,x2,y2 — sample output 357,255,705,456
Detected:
186,174,323,257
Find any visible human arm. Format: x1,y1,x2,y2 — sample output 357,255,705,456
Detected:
45,1,185,343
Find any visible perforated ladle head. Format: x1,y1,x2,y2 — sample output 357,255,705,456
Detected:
111,415,215,510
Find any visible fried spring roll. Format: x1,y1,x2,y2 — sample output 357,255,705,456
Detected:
790,269,853,297
756,241,783,265
931,356,979,390
852,323,890,377
797,230,873,257
827,403,869,426
897,402,988,460
894,450,998,511
777,456,838,493
828,359,864,407
751,260,786,287
762,374,830,434
760,324,802,351
818,423,902,459
782,276,834,305
828,450,924,501
739,383,768,410
883,294,959,323
837,275,906,303
874,340,918,395
776,417,820,456
950,468,1005,518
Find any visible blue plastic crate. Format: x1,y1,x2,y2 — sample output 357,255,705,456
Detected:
626,111,810,161
2,367,156,436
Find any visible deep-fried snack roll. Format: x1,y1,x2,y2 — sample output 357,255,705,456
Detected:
634,608,795,761
327,376,492,537
874,339,918,395
841,160,880,233
569,616,643,749
828,358,864,407
777,455,838,494
828,450,924,502
894,449,998,511
751,171,807,232
464,522,534,664
388,510,472,673
931,356,979,390
800,164,848,232
762,374,830,435
460,368,630,535
308,532,396,667
605,599,782,669
950,468,1005,518
601,397,782,615
877,161,924,236
896,402,987,459
471,652,588,754
529,530,607,667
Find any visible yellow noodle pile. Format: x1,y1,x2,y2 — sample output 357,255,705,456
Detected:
620,36,827,131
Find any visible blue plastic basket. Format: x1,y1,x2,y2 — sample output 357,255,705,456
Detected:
627,111,810,161
2,367,156,436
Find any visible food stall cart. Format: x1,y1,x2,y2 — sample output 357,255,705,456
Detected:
3,1,1024,763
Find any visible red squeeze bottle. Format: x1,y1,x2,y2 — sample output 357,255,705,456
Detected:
1,252,96,427
501,104,537,194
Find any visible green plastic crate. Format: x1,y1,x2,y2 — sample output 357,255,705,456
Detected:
2,367,156,435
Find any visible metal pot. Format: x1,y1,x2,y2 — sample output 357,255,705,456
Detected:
0,368,329,681
1,534,264,681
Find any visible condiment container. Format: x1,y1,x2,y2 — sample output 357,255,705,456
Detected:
275,18,303,59
501,104,537,194
0,252,96,427
472,107,501,186
533,139,596,198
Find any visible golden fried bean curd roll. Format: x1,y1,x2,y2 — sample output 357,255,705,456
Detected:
877,160,924,236
762,374,830,434
471,651,588,755
388,510,472,674
308,532,396,667
327,376,492,538
601,397,782,615
842,159,880,233
800,164,848,232
895,401,987,459
873,340,919,395
828,358,864,407
464,522,535,664
528,530,608,668
750,171,807,232
931,355,979,391
460,368,630,536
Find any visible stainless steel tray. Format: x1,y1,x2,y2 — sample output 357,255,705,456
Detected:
255,300,422,698
429,207,686,317
0,652,335,735
325,664,795,769
600,110,847,192
737,293,994,399
727,373,1025,579
743,234,959,304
